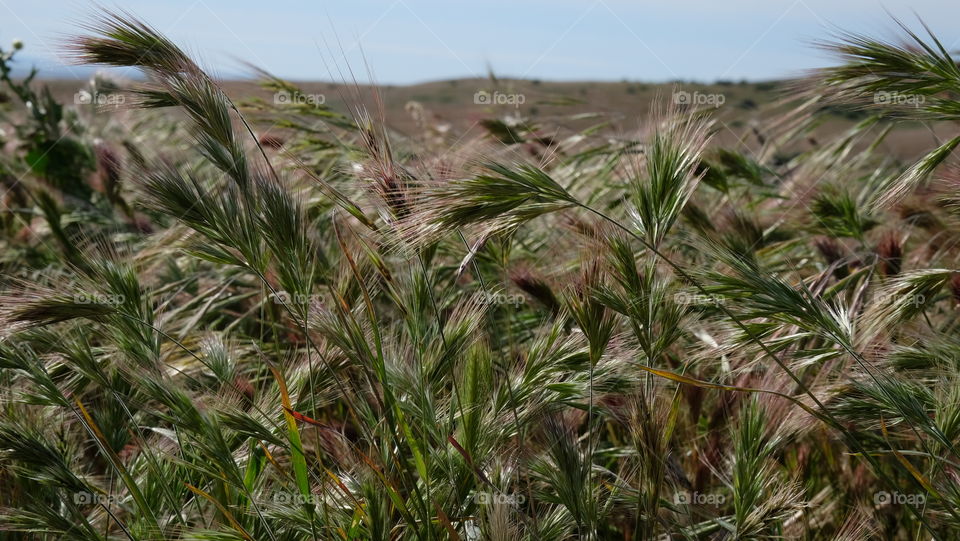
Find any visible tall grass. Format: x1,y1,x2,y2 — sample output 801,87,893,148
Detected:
1,12,960,540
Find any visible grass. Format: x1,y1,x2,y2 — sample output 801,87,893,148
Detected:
1,11,960,540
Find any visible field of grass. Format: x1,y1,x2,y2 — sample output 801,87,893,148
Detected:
2,12,960,541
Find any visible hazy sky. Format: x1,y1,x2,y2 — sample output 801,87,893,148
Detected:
2,0,959,84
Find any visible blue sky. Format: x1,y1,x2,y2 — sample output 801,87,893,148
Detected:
2,0,959,84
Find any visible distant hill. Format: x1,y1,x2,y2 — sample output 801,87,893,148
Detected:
26,77,948,161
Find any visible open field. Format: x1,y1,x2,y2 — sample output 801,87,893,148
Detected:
37,76,951,161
